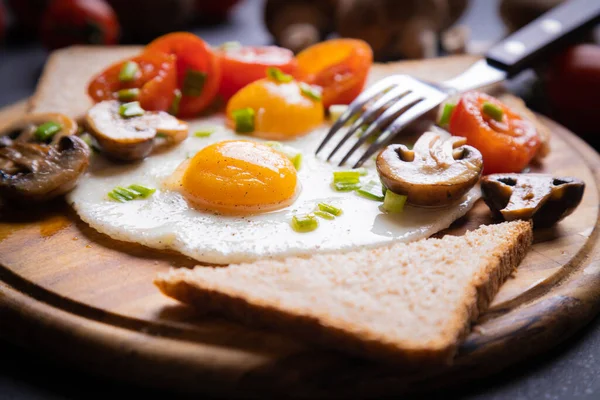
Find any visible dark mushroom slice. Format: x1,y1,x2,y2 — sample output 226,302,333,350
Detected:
376,132,483,207
85,100,189,161
481,174,585,228
2,112,78,145
0,135,90,203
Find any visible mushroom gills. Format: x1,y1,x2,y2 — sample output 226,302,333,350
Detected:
481,173,585,228
376,131,483,207
85,100,189,161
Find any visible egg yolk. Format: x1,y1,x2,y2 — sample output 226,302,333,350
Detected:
226,78,324,140
177,140,299,214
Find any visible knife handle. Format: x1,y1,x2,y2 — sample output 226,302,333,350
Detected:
486,0,600,76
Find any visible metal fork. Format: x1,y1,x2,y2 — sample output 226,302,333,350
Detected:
317,0,600,168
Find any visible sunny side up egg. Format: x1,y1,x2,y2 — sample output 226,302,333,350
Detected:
67,116,480,264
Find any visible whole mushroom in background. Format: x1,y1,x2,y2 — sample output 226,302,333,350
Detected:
335,0,470,61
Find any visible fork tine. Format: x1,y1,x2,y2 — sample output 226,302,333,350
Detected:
315,76,403,155
337,92,424,166
353,98,443,168
326,86,410,161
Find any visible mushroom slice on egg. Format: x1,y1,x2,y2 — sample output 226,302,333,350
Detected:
0,113,90,204
481,174,585,228
85,100,188,161
376,132,483,207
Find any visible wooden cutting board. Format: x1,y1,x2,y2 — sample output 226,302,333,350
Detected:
1,55,600,398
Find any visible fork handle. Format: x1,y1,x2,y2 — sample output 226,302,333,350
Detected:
486,0,600,76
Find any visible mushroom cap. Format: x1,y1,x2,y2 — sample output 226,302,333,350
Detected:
481,173,585,228
2,112,78,144
85,100,188,161
376,132,483,207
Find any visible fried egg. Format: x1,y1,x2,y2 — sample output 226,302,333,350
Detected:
68,116,480,264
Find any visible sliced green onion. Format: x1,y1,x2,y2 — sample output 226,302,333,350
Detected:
482,101,504,122
219,41,242,51
314,210,335,220
383,190,407,213
182,69,207,97
194,126,216,138
34,121,62,142
333,181,361,191
356,180,385,201
108,184,156,202
333,170,361,184
291,153,302,170
329,104,348,122
169,89,182,116
439,103,456,127
266,67,293,83
119,101,145,118
299,82,322,101
118,61,140,82
127,184,156,198
117,88,140,102
291,214,319,233
317,202,343,216
79,132,100,153
232,108,255,133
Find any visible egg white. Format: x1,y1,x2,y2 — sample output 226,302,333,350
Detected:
68,116,480,264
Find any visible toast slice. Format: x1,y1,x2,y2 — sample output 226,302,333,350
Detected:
155,220,533,366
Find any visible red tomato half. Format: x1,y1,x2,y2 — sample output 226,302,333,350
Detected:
449,92,541,175
87,51,178,112
146,32,221,118
217,45,297,100
40,0,119,49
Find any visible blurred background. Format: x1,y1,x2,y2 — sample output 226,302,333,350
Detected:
0,0,598,143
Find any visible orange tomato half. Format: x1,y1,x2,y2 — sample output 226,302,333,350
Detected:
87,51,177,112
296,39,373,108
449,92,541,174
146,32,221,118
217,45,297,100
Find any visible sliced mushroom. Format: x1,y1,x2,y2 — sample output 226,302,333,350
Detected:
0,113,90,204
85,100,189,161
376,132,483,207
481,174,585,228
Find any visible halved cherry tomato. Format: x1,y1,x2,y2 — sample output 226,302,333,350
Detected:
296,39,373,108
217,45,297,100
146,32,221,118
88,51,177,112
449,92,541,175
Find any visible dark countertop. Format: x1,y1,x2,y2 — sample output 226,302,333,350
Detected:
1,0,599,399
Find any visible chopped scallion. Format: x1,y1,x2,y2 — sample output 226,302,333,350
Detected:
219,41,242,51
333,170,361,184
232,108,255,133
117,88,140,102
108,184,156,202
118,61,140,82
438,103,456,127
317,202,343,216
482,102,504,122
169,89,182,116
333,181,361,191
182,69,207,97
299,82,322,101
34,121,62,142
356,180,385,201
314,210,335,220
291,214,319,233
119,101,145,118
194,126,216,138
266,67,293,83
329,104,348,122
291,153,302,170
382,190,407,213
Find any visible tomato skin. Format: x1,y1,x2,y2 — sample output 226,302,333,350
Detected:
87,51,177,112
217,45,297,100
449,92,541,175
296,39,373,108
40,0,119,50
146,32,221,118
